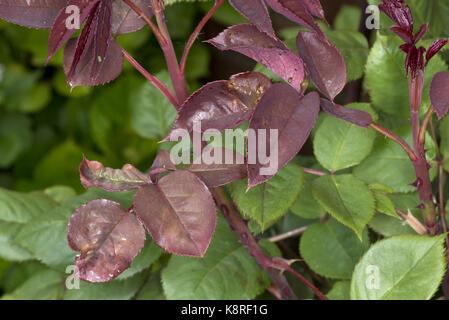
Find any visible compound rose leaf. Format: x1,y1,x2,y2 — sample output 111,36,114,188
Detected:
296,30,347,100
134,170,217,257
228,0,275,37
248,84,320,188
320,98,373,128
67,199,146,282
164,72,272,141
0,0,66,29
79,157,151,192
430,71,449,120
207,24,304,92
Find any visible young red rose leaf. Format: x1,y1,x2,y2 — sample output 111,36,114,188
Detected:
296,30,347,101
79,157,151,192
247,84,320,188
426,39,449,65
228,0,275,37
149,149,177,182
134,170,217,257
47,0,100,63
63,37,124,87
164,72,272,141
0,0,66,29
189,147,246,187
264,0,323,35
90,0,113,80
207,24,304,92
111,0,153,34
66,1,101,83
301,0,326,22
67,199,146,282
430,71,449,120
320,98,373,128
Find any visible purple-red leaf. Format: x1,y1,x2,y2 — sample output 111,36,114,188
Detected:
301,0,326,22
111,0,153,34
207,24,304,92
430,71,449,120
189,147,246,187
264,0,323,35
47,0,99,63
228,0,275,37
91,0,113,80
426,39,449,65
67,199,146,282
79,157,151,192
247,84,320,188
164,72,272,141
149,149,177,182
296,30,347,101
0,0,66,29
134,170,217,257
320,98,373,128
63,37,124,87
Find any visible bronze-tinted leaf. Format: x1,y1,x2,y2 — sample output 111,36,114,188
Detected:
134,170,217,257
264,0,323,34
164,72,271,141
90,0,112,80
207,24,304,92
111,0,153,34
47,0,99,63
79,157,151,192
430,71,449,120
63,37,124,87
67,199,146,282
248,84,320,187
302,0,326,21
229,0,275,37
0,0,66,29
296,30,347,101
320,98,373,128
189,147,246,187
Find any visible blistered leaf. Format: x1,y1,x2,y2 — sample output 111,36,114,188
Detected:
264,0,323,34
207,25,304,91
134,170,217,257
165,72,271,140
296,30,347,100
320,98,373,128
0,0,66,29
189,147,246,187
67,199,146,282
63,37,124,87
228,0,275,37
248,84,319,187
430,71,449,120
79,157,151,192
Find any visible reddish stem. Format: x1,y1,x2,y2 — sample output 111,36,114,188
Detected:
302,168,327,176
180,0,226,74
369,123,417,161
121,47,180,109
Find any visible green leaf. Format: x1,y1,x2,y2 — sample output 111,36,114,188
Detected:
311,174,375,239
4,270,64,300
0,222,33,261
314,105,376,172
161,215,279,300
334,5,362,31
0,188,56,223
64,272,146,300
135,272,166,300
407,0,449,39
229,163,305,230
350,235,447,300
327,281,351,300
130,71,177,140
354,126,436,193
369,184,399,219
365,33,447,117
300,219,370,279
290,175,325,220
